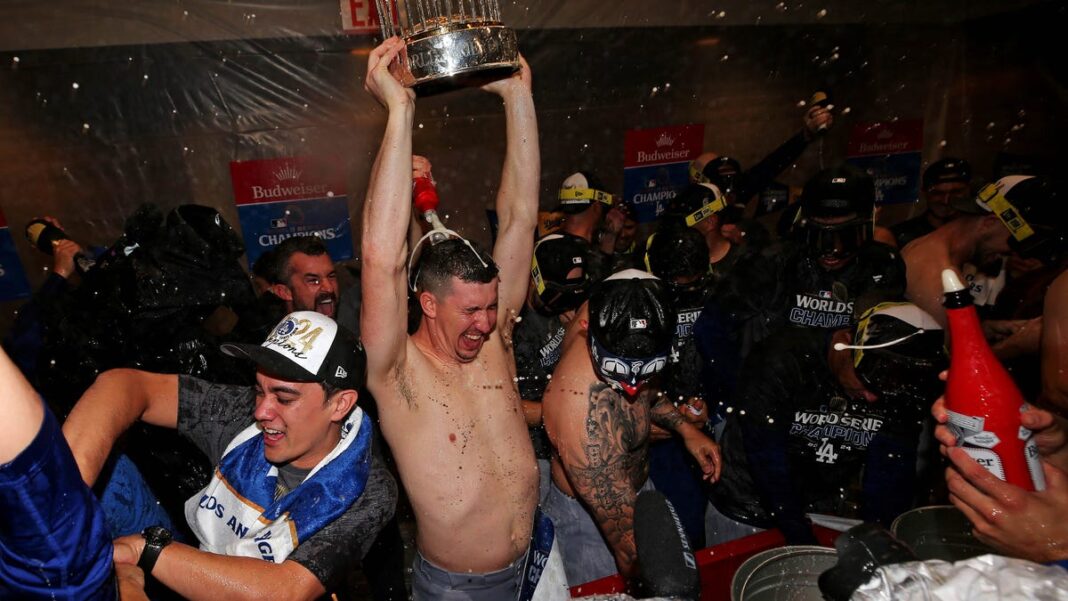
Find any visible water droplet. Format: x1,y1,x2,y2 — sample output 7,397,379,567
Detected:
817,8,828,18
82,123,90,131
716,10,727,18
775,2,787,11
939,139,947,147
418,123,424,129
841,106,852,115
11,56,19,65
71,82,80,89
720,54,729,62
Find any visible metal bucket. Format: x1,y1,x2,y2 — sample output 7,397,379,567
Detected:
730,545,838,601
890,505,995,562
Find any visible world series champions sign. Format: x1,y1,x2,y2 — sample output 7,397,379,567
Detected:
623,124,705,223
229,157,353,266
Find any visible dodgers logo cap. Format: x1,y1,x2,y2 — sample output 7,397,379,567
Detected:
221,311,364,389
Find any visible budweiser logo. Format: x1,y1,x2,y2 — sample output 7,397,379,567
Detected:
655,133,676,147
273,164,303,182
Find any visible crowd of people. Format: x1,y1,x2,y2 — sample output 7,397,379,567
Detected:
1,36,1067,600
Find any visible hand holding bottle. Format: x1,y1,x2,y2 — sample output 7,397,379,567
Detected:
941,269,1045,491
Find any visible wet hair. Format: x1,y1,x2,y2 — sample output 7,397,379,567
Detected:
271,235,330,284
414,238,499,296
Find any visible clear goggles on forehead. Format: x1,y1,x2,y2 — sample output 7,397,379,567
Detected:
407,227,490,292
589,335,668,395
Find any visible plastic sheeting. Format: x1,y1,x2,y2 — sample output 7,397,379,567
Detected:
852,554,1068,600
0,2,1064,331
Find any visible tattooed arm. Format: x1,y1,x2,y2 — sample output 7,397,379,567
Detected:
650,392,722,482
558,382,648,582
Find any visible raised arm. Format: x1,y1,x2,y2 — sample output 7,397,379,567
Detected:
62,368,179,486
483,57,539,326
360,37,417,381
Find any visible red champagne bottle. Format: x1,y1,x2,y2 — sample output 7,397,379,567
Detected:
413,176,447,235
942,269,1045,491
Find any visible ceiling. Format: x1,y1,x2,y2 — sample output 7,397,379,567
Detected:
0,0,1047,52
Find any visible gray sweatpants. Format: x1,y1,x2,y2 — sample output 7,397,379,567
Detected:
412,551,525,601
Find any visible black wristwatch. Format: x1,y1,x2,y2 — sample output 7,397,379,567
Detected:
137,525,173,576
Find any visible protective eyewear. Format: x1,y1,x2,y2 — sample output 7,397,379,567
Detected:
590,335,668,396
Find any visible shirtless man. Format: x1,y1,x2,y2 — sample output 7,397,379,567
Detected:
542,270,721,587
360,38,557,600
904,175,1063,327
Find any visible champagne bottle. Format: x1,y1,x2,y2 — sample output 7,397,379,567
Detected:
24,219,96,274
413,176,447,242
942,269,1045,491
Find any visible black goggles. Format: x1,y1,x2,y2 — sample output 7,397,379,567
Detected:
590,335,668,395
798,219,872,259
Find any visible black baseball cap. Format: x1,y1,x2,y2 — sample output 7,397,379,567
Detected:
801,165,876,221
666,183,729,227
221,311,364,390
588,269,674,359
645,224,709,281
922,158,971,190
531,233,591,313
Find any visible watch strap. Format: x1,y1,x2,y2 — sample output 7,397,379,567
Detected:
137,541,165,575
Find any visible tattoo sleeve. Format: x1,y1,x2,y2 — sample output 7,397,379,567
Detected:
650,392,685,432
564,382,646,579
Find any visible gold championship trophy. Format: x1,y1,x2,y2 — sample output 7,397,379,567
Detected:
374,0,519,94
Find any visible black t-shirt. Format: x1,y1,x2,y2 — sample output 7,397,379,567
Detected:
719,241,906,356
711,329,919,532
512,307,566,460
176,376,397,590
513,308,567,402
664,284,714,402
